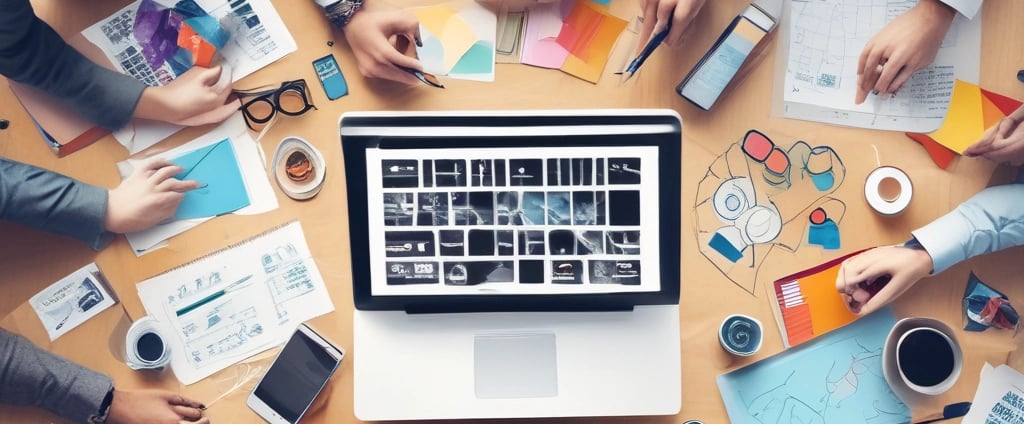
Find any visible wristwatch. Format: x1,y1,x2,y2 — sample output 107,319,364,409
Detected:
316,0,364,28
88,387,114,424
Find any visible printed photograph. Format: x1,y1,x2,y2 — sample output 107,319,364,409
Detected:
439,230,464,256
471,159,506,186
609,190,640,226
608,157,641,184
384,231,435,257
550,260,583,284
546,192,571,225
606,231,641,254
509,159,543,186
443,261,515,285
417,192,449,226
383,193,414,226
572,191,605,225
518,230,545,255
386,261,440,285
589,260,641,285
434,159,467,187
381,160,419,188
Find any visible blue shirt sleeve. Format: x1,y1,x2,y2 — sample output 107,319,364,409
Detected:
912,182,1024,274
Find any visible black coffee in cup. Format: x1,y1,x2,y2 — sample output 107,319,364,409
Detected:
137,332,164,363
897,328,954,387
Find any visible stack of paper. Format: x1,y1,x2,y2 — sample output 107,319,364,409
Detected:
964,364,1024,423
520,0,626,83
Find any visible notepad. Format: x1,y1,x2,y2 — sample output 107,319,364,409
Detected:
171,138,251,220
769,249,870,347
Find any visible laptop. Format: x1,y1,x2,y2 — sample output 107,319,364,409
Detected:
340,110,682,420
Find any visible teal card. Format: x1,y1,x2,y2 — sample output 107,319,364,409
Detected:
172,139,251,220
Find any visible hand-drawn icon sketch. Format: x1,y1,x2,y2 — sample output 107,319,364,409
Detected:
695,130,848,294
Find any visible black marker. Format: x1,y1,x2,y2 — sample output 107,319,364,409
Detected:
398,65,445,89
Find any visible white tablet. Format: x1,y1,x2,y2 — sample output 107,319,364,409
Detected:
247,323,344,423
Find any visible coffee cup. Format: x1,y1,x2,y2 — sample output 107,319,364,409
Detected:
719,314,763,356
125,316,171,370
895,323,963,396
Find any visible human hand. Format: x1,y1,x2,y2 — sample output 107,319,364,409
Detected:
105,157,198,234
964,105,1024,165
636,0,706,56
342,3,423,84
135,66,238,126
854,0,957,104
835,246,934,315
107,389,208,424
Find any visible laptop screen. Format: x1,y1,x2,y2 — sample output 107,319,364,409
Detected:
341,110,681,312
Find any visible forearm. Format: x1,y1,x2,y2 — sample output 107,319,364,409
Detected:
0,329,112,422
0,0,144,130
912,183,1024,273
0,158,112,249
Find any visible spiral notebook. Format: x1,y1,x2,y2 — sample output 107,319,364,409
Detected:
134,221,334,385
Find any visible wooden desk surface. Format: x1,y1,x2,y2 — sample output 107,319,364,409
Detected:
2,0,1024,422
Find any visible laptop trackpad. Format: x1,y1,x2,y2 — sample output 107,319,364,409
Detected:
474,333,558,399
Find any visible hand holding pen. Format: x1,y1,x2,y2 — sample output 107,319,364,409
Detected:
621,0,707,80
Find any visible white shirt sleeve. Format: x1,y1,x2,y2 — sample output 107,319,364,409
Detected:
939,0,983,19
911,183,1024,274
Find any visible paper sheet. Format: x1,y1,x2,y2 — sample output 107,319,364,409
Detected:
717,308,910,423
81,0,297,154
964,363,1024,423
520,1,572,68
136,221,334,385
29,263,117,341
171,139,251,220
118,113,278,255
780,0,982,132
412,2,496,82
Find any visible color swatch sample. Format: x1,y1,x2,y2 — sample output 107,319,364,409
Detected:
770,249,868,347
520,0,626,83
906,80,1023,168
412,2,496,82
171,138,251,220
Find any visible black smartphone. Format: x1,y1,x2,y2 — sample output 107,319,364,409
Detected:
312,54,348,100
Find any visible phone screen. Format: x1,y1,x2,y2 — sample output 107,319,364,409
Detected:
251,327,342,423
313,54,348,100
677,5,774,110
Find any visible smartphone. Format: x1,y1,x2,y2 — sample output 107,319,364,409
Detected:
676,4,776,110
247,323,345,423
312,54,348,100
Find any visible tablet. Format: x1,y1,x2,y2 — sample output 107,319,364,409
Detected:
247,323,344,423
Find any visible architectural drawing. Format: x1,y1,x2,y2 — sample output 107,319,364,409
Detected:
695,130,847,295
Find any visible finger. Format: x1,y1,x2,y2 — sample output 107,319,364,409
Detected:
653,0,674,36
157,178,200,193
150,163,186,184
874,61,903,95
856,275,914,316
138,157,178,173
996,115,1019,139
965,125,999,156
172,405,204,420
886,65,915,95
634,1,657,56
182,100,241,127
195,66,222,86
668,2,701,46
840,292,861,314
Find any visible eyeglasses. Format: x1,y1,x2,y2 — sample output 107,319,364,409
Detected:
234,79,317,131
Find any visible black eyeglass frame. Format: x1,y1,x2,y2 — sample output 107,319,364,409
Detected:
235,79,317,131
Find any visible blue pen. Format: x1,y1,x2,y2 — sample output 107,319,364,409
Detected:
619,19,672,81
175,275,253,317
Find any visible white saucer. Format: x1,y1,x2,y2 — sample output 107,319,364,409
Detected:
882,317,962,405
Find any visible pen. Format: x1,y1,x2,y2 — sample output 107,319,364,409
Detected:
398,65,445,89
175,275,253,317
619,19,672,81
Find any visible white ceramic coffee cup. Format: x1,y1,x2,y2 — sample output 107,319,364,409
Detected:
895,326,963,396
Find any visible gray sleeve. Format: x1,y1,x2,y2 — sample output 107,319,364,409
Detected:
0,158,112,250
0,328,113,422
0,0,146,130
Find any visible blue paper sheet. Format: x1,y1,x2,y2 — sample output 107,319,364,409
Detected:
717,308,910,423
172,139,250,220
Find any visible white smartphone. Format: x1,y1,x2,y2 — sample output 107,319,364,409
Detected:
247,323,344,423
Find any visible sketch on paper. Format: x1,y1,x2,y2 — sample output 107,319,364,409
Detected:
137,222,333,385
694,130,847,295
718,309,909,423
